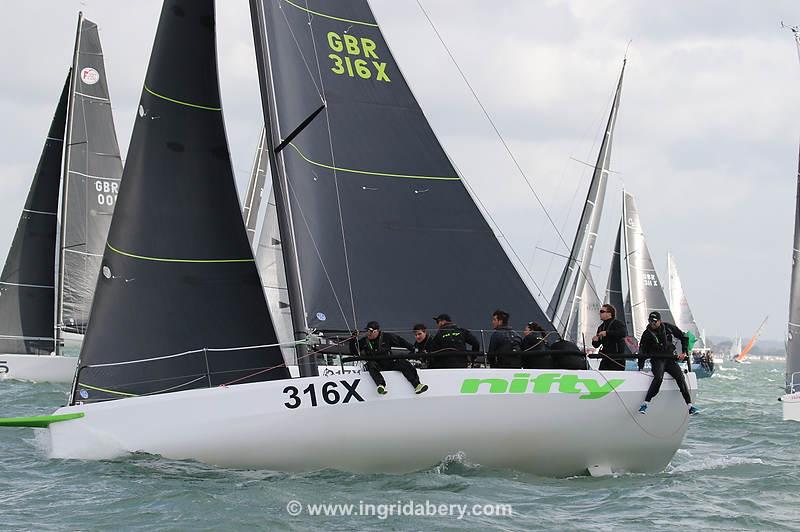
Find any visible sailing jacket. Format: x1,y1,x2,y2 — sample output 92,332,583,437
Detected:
638,322,689,368
591,318,627,355
488,325,523,368
412,334,433,354
352,332,413,359
428,323,480,368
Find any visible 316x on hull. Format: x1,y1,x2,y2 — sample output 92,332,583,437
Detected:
49,368,697,476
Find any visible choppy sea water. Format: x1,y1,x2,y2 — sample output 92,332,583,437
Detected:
1,360,798,531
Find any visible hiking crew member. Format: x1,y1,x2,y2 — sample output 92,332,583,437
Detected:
591,303,628,371
488,309,522,368
352,321,428,396
411,323,433,368
429,313,480,368
637,311,697,415
522,321,552,369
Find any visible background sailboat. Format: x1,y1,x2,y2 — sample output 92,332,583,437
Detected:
667,253,713,377
0,13,122,383
734,316,768,363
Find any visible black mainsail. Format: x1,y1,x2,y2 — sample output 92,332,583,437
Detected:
549,60,625,337
0,77,69,355
242,128,269,244
72,0,289,404
57,13,124,337
250,0,553,345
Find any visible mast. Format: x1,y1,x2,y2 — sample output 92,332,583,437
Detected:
250,0,315,377
550,59,626,336
55,12,84,355
242,127,268,244
786,24,800,392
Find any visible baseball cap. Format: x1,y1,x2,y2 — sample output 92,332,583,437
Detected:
365,320,380,331
648,311,661,322
432,313,451,322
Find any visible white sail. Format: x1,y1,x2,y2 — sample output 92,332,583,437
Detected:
667,253,703,347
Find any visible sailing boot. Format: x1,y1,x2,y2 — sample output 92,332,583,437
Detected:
415,383,429,395
377,385,387,395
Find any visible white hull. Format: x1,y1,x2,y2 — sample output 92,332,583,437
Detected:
0,353,78,383
782,393,800,421
49,368,697,476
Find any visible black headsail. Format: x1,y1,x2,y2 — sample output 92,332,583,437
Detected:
604,218,625,318
0,76,69,354
548,59,625,336
250,0,553,347
71,0,289,404
57,13,124,337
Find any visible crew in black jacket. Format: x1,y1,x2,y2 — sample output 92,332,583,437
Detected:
352,321,428,395
428,314,481,368
411,323,433,367
488,309,522,368
637,311,698,415
591,303,628,370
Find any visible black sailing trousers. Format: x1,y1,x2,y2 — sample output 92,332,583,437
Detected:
365,359,421,388
644,358,692,404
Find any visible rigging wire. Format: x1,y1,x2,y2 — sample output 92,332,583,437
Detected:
302,0,359,333
414,0,611,325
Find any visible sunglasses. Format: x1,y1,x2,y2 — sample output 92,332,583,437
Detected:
599,309,610,313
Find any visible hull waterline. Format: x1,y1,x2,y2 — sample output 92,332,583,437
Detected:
48,369,697,476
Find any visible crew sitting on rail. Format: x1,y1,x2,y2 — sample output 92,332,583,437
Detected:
351,321,428,396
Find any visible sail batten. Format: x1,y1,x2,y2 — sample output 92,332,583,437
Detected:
71,0,289,405
252,0,553,337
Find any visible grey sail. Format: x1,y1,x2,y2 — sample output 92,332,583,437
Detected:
667,253,702,347
0,76,69,354
250,0,554,345
576,270,602,348
622,190,674,339
58,13,124,335
242,127,268,244
788,145,800,391
605,218,625,315
550,60,625,336
255,188,295,364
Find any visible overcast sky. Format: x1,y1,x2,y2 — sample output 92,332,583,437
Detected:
1,1,798,342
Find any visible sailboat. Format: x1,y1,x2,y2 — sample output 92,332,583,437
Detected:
734,316,768,363
783,134,800,418
2,0,696,476
0,13,123,382
667,253,714,377
549,60,625,349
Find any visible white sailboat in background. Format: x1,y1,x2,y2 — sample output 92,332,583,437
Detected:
0,13,123,382
667,253,714,377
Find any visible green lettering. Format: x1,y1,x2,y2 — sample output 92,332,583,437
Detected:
578,378,624,399
354,59,371,79
460,378,508,394
329,54,345,75
374,61,390,82
344,34,360,55
509,373,530,394
530,373,560,393
555,375,581,394
361,38,378,59
344,56,355,77
327,31,343,52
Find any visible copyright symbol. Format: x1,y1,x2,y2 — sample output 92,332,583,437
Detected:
286,500,303,516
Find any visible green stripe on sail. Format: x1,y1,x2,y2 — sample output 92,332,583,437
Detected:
0,412,84,428
282,0,379,27
107,242,255,264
